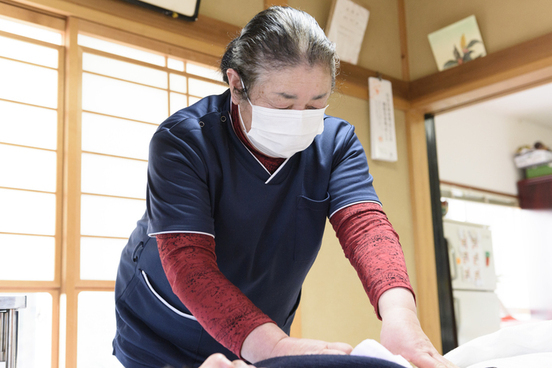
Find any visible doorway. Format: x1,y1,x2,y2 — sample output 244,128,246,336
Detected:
426,84,552,351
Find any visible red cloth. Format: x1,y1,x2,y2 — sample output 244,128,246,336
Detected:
156,105,414,356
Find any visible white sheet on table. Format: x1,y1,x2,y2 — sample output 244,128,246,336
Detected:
444,320,552,368
465,352,552,368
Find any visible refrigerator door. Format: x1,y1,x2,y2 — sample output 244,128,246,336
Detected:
453,289,501,345
444,220,497,291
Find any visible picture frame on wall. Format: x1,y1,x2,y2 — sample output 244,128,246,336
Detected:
123,0,201,21
428,15,487,71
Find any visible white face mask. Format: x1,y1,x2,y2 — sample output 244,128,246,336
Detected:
237,84,327,159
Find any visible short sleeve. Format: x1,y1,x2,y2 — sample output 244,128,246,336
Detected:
328,124,381,217
146,121,215,237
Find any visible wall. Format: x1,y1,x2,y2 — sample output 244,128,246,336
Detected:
199,0,263,27
404,0,552,80
435,107,552,195
201,0,405,79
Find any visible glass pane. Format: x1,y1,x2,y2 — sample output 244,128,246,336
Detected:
0,293,52,368
83,53,167,89
77,292,123,368
0,145,56,192
0,35,58,68
80,195,145,238
169,73,187,93
0,100,57,149
0,17,62,45
81,153,147,199
81,113,156,160
80,237,126,281
170,92,187,115
167,57,184,71
78,34,164,66
189,96,201,105
188,77,227,98
0,234,55,280
0,189,55,235
82,73,168,124
187,62,223,81
0,58,58,108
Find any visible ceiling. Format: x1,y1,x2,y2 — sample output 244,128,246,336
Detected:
465,81,552,128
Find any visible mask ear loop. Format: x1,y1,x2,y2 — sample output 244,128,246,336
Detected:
240,79,253,107
238,79,253,134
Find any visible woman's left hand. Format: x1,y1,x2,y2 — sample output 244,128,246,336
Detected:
378,288,459,368
199,353,255,368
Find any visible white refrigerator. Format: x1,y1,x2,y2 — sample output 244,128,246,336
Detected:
443,219,501,345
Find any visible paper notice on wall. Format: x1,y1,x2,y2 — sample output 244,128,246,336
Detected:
369,77,398,162
325,0,370,65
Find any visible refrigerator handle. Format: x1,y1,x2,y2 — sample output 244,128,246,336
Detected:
449,246,458,280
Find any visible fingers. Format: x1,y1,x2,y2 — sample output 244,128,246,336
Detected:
326,342,353,355
199,353,255,368
231,360,255,368
320,348,348,355
409,351,460,368
434,353,460,368
200,353,234,368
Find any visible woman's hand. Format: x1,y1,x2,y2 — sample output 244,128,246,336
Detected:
199,353,255,368
270,336,353,358
241,322,352,363
379,288,459,368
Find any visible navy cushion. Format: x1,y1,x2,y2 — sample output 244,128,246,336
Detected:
255,355,406,368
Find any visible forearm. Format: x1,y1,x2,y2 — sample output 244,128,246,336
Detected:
157,233,274,357
330,202,415,317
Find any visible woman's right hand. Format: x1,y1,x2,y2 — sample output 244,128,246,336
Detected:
241,322,352,363
270,336,353,358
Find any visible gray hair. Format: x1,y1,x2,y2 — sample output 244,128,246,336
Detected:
220,6,339,98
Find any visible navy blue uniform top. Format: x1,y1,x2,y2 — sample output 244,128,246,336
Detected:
143,89,380,328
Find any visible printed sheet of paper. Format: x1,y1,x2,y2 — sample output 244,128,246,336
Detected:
326,0,369,65
369,77,398,162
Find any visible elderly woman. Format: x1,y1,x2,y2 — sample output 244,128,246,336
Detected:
113,6,456,368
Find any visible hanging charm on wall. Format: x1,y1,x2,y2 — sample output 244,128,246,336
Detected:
369,76,398,162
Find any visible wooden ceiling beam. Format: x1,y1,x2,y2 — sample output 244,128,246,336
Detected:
409,30,552,114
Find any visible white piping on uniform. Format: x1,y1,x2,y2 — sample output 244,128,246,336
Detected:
329,200,382,219
264,157,290,184
141,270,198,321
148,230,215,238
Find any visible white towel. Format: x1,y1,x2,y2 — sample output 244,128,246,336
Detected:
351,339,411,368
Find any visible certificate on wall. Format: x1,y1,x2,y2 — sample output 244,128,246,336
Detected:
369,77,398,162
325,0,370,65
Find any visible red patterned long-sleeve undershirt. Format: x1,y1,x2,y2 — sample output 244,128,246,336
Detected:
155,104,414,357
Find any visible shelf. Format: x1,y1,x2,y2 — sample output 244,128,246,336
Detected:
517,175,552,209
